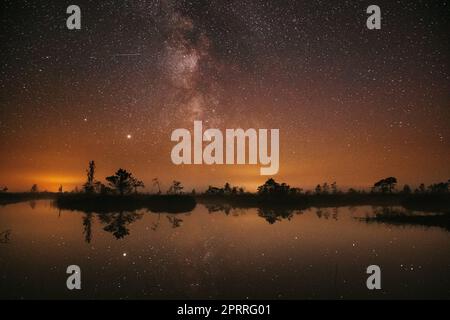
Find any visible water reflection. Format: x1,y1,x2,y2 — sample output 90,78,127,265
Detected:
74,205,319,241
166,216,183,228
205,203,233,215
81,210,183,243
82,213,94,243
362,206,450,232
151,213,161,231
79,211,145,241
99,211,144,240
79,210,185,241
29,200,36,210
72,204,450,241
315,207,339,220
257,207,298,224
0,200,449,299
0,229,11,244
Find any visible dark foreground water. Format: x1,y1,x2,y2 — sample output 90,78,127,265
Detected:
0,200,449,299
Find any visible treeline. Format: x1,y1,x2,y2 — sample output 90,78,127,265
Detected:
1,163,449,197
198,177,450,212
59,161,186,196
202,177,450,197
76,161,190,196
52,161,196,213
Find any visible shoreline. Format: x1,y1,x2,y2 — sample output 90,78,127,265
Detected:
2,192,449,214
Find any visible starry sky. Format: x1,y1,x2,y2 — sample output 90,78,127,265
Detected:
1,0,449,192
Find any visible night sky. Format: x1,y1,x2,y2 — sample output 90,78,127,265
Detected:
1,0,449,192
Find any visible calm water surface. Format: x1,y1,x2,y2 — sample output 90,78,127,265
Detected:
0,200,449,299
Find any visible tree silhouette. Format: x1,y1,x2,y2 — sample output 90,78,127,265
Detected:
168,180,184,194
384,177,397,192
105,168,135,196
322,182,330,194
373,177,397,193
206,185,222,194
416,183,426,193
402,184,412,194
257,178,292,195
315,184,322,195
30,184,38,193
428,181,449,193
152,178,161,194
130,177,145,194
58,185,63,193
83,160,96,193
224,182,232,194
348,188,358,194
331,181,338,194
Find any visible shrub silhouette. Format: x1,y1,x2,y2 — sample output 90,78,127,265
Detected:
257,178,292,196
373,177,397,193
106,169,135,195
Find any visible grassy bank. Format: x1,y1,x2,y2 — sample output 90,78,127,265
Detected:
55,193,196,214
0,192,57,205
401,194,450,213
361,207,450,232
197,192,450,211
3,191,449,215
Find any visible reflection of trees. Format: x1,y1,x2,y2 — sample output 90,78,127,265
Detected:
361,206,450,232
98,211,143,239
205,204,232,215
151,213,161,231
204,204,304,223
316,207,339,220
151,213,186,230
0,229,11,244
257,207,295,224
372,206,406,217
82,212,94,243
29,200,36,209
332,207,339,220
167,215,183,228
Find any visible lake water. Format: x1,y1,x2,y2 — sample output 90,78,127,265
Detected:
0,200,449,299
